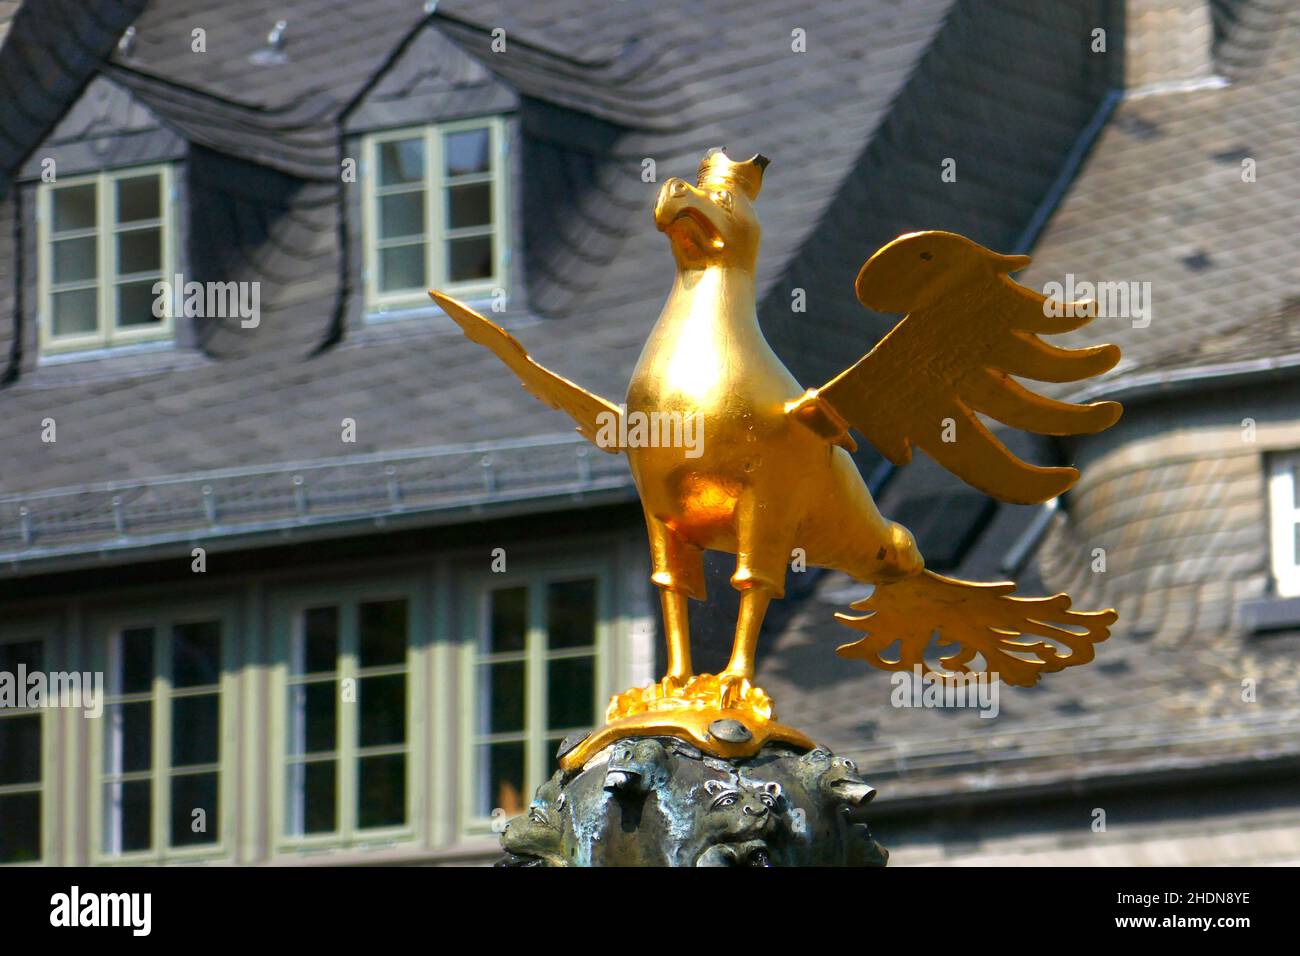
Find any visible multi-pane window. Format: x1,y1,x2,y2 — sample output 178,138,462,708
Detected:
363,118,506,309
1268,453,1300,597
471,577,600,821
38,165,174,351
0,637,44,863
101,618,224,857
285,598,411,839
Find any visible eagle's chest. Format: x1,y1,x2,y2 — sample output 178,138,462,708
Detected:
627,308,797,420
624,310,808,538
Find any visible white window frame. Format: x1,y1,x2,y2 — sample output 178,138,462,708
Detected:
458,562,609,836
36,163,176,354
361,116,509,313
89,605,237,864
1268,453,1300,597
269,579,427,855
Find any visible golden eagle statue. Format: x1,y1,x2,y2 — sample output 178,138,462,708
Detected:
432,148,1121,770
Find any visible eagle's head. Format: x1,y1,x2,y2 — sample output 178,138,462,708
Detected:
654,147,768,271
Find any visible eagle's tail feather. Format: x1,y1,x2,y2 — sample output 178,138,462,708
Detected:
833,569,1116,687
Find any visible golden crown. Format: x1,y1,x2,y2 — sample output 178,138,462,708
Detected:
697,147,770,200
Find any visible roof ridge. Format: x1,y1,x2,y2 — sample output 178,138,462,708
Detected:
432,8,637,72
105,60,339,123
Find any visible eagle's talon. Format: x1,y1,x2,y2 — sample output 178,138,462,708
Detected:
659,674,686,697
715,672,753,709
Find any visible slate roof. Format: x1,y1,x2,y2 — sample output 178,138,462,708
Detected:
0,0,1120,569
0,2,20,48
103,0,432,178
1023,0,1300,403
0,0,148,191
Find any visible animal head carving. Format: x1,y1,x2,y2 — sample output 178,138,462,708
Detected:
796,747,877,807
700,777,784,840
603,738,671,796
686,776,788,866
654,148,768,271
499,791,568,866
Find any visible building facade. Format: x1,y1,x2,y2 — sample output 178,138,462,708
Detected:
3,0,1297,866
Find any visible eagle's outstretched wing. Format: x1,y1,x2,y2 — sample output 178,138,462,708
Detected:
794,231,1122,504
431,291,623,451
835,570,1116,687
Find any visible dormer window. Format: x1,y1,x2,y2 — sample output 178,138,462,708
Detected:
361,117,507,312
1268,452,1300,597
37,164,175,353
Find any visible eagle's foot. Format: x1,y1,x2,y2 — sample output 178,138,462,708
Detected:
606,671,775,722
559,672,816,772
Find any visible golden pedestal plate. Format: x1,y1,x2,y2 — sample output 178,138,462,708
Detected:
559,674,816,771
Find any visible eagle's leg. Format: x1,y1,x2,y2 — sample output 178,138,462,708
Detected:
659,590,692,681
721,586,773,685
567,508,816,771
718,494,789,702
643,510,706,685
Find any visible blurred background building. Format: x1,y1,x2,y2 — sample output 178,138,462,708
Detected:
0,0,1297,865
